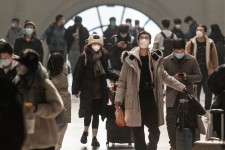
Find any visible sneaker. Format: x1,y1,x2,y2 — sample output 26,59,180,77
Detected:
80,131,88,144
91,136,100,147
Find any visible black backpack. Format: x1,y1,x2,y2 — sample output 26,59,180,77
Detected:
208,64,225,95
161,32,174,57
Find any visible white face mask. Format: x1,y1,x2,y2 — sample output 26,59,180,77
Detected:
11,23,17,28
120,33,127,38
1,59,11,68
92,45,101,52
139,39,150,49
25,28,34,35
175,24,181,29
196,31,203,38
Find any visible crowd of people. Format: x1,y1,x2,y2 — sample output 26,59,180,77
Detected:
0,13,225,150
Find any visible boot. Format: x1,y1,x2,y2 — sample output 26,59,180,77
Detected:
80,131,88,144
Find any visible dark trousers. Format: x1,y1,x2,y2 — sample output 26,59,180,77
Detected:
131,91,160,150
84,99,101,129
197,73,212,110
31,147,55,150
166,100,179,148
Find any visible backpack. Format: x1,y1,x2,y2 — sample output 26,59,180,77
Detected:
208,64,225,95
161,32,174,57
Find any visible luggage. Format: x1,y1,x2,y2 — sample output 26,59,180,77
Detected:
176,128,200,150
192,109,225,150
106,119,133,147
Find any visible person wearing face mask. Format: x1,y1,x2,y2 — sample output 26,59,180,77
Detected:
184,16,199,42
64,16,89,73
108,24,136,75
41,14,67,60
14,21,44,62
163,39,202,150
0,42,18,81
172,18,185,39
186,24,219,119
5,18,24,47
13,49,63,150
103,17,119,50
72,34,119,147
125,18,138,38
115,31,188,150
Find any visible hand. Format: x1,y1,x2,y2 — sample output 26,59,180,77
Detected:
122,43,128,49
174,73,184,82
72,32,78,37
24,102,36,112
114,101,121,109
117,41,124,48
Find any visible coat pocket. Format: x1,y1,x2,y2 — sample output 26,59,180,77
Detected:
125,89,134,108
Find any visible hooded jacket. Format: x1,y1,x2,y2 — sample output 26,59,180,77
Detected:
115,47,186,127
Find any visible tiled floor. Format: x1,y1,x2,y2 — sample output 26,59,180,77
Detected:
60,74,208,150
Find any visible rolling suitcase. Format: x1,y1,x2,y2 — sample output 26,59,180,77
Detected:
106,118,133,147
193,109,225,150
176,128,200,150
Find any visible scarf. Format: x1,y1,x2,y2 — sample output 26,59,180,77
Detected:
92,51,106,77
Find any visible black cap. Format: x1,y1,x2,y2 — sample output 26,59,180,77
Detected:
0,42,13,55
18,49,39,73
119,24,129,33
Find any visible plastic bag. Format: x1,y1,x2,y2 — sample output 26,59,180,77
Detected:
115,107,126,127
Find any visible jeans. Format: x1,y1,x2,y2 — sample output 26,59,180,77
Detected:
68,50,80,74
197,73,213,110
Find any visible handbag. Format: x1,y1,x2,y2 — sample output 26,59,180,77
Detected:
115,107,126,127
196,115,206,135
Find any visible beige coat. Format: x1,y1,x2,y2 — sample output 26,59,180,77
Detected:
20,65,63,150
50,64,71,123
115,47,186,127
186,36,219,75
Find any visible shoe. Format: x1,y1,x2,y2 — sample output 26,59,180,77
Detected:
91,136,100,147
80,131,88,144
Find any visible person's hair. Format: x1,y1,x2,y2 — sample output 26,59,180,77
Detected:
12,18,19,23
184,16,193,23
125,18,132,23
135,20,140,25
174,18,182,24
173,39,185,49
137,31,151,40
198,24,207,32
74,16,82,23
47,53,64,77
118,24,129,33
55,14,63,23
109,17,116,21
161,19,170,28
0,42,13,55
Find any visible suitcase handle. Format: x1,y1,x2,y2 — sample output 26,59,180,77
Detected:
208,109,224,141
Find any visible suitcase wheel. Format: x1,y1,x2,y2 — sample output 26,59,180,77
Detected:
128,143,132,146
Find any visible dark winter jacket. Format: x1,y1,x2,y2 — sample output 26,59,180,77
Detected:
0,77,25,150
103,25,119,49
0,60,18,81
72,48,119,120
41,23,66,52
64,24,89,53
185,21,198,42
108,33,135,70
172,27,185,39
14,35,44,62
